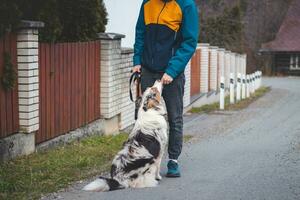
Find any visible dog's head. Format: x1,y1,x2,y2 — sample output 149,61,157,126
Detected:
140,80,165,114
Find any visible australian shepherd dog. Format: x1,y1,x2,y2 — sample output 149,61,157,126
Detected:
83,80,168,192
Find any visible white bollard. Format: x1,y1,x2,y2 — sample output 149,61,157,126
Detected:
236,73,241,101
252,74,256,93
255,71,259,90
259,71,262,88
249,74,252,95
220,76,225,110
242,74,246,99
230,73,235,104
246,75,250,98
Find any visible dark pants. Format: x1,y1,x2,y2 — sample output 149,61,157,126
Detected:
141,68,185,160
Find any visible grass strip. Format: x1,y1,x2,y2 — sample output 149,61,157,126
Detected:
0,134,128,200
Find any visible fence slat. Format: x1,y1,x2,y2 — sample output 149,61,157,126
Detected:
0,36,6,136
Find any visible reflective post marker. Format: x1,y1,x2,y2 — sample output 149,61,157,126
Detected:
230,73,235,104
237,73,241,101
246,75,250,98
220,76,225,110
242,74,246,99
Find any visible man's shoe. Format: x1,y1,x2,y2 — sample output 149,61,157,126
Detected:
166,160,181,177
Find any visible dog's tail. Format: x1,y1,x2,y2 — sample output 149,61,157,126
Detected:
82,177,124,192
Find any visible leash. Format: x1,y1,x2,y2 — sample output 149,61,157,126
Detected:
129,71,142,119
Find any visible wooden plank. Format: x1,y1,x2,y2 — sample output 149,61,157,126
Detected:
65,45,72,132
88,43,93,122
89,41,95,122
0,35,7,136
54,44,60,135
58,44,63,135
85,42,89,124
0,35,4,137
11,33,19,133
50,44,55,139
45,43,51,141
70,43,75,130
60,43,66,134
78,42,83,126
4,33,13,134
41,43,46,142
75,42,80,127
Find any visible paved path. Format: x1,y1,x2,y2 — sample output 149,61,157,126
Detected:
47,77,300,200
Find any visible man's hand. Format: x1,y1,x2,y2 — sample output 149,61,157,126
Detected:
161,73,173,85
132,65,141,73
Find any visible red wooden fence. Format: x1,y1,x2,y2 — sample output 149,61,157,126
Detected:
37,41,101,144
0,33,19,138
190,49,201,97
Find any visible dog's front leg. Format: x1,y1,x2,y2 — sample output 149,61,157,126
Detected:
155,156,163,180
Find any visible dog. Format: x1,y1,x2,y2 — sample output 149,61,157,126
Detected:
83,80,168,192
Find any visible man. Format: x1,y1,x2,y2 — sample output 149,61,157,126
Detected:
132,0,199,177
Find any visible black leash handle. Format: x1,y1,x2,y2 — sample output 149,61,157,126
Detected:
129,71,142,120
129,71,141,102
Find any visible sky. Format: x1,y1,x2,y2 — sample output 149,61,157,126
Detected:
103,0,141,48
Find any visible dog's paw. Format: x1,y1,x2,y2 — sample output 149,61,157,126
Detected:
156,174,162,181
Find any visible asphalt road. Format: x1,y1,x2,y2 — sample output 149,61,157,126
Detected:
46,77,300,200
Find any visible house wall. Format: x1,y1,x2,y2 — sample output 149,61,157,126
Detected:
274,52,300,76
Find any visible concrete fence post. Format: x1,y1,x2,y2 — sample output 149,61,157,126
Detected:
224,50,231,90
199,43,210,93
183,61,191,107
209,46,218,91
218,48,225,110
229,52,236,104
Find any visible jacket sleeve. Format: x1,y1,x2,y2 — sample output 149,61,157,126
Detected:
133,1,146,66
165,2,199,79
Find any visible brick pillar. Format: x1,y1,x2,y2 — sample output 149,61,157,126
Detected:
17,21,44,134
198,43,209,93
209,46,218,91
98,33,125,135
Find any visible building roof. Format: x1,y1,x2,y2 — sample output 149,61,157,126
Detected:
261,0,300,52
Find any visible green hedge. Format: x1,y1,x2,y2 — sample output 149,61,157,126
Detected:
0,0,108,42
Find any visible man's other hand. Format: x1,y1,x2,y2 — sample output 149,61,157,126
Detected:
132,65,141,73
161,73,173,85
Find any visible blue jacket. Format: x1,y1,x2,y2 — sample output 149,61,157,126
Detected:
133,0,199,78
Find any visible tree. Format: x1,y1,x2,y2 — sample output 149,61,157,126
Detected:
202,5,244,53
0,0,22,37
0,0,108,42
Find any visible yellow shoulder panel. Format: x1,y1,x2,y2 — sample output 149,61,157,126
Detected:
144,0,182,32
